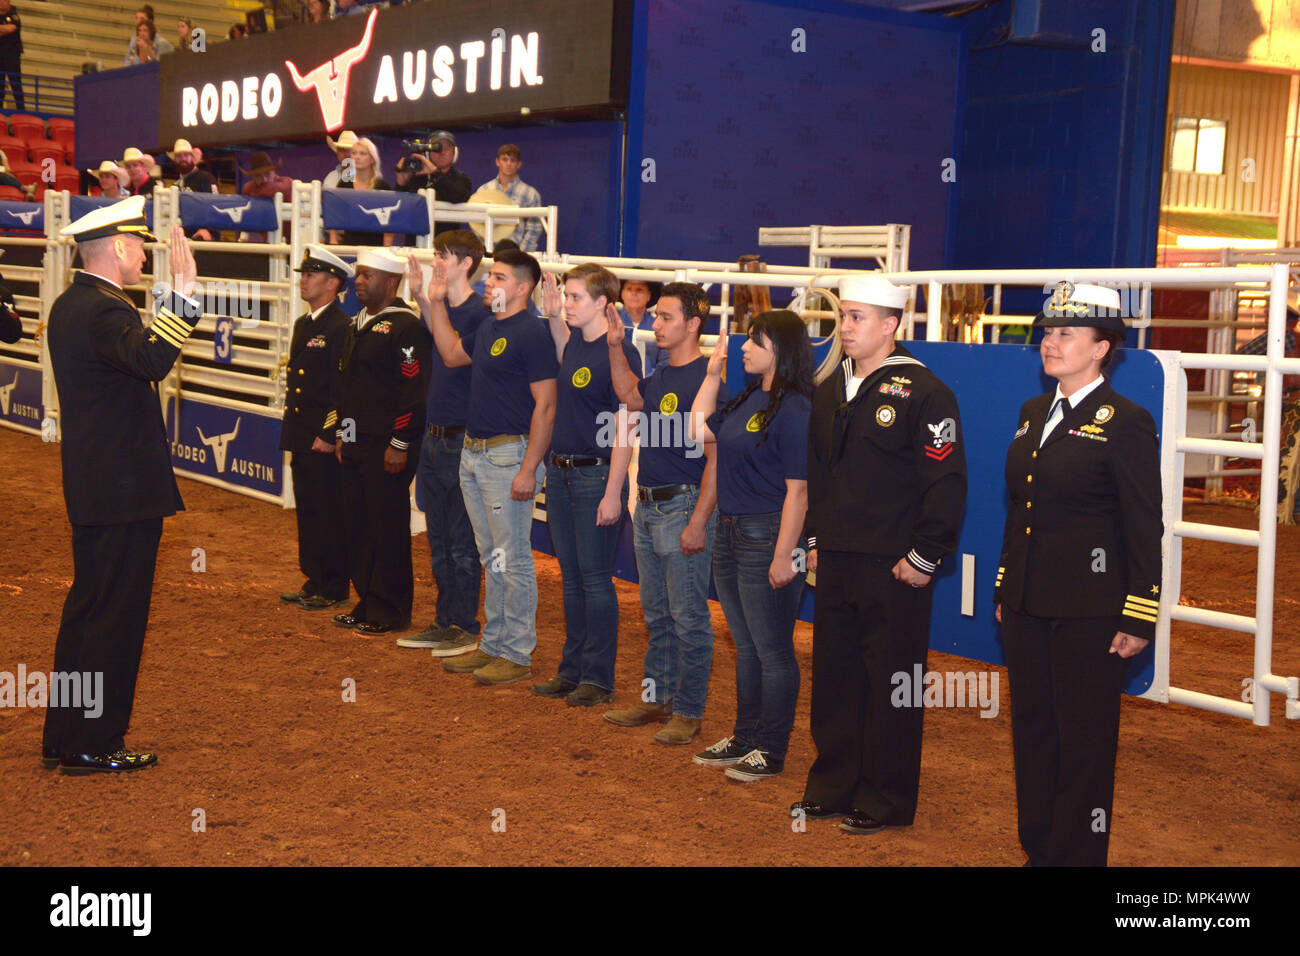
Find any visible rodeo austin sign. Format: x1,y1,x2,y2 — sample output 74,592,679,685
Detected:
158,0,627,145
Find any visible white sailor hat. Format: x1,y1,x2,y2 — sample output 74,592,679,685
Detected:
839,274,909,311
355,248,406,275
1035,281,1126,333
59,195,156,243
294,244,354,281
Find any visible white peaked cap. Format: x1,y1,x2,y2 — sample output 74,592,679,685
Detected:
59,195,155,242
839,274,910,310
355,248,407,274
1061,282,1121,311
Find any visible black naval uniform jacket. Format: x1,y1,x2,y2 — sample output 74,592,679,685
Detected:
805,345,967,573
47,272,201,525
337,300,433,452
994,381,1163,641
279,300,352,454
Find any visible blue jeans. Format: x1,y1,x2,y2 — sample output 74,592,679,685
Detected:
546,462,625,691
633,487,717,719
459,439,545,666
417,432,480,633
712,512,805,759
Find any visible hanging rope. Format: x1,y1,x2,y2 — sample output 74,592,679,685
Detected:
790,272,842,384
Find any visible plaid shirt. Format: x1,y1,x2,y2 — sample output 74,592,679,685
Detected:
480,175,543,251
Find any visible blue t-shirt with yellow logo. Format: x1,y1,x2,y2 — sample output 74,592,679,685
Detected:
463,309,559,439
552,330,641,458
708,386,810,516
636,356,728,488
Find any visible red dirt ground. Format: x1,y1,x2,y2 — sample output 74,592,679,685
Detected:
1,427,1297,866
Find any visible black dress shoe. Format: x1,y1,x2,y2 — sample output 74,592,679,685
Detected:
789,800,847,821
300,594,346,611
59,750,158,776
41,747,59,770
839,809,887,835
280,588,312,604
354,621,394,635
333,613,362,628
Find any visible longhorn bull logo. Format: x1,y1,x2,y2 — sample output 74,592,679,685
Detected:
283,8,377,132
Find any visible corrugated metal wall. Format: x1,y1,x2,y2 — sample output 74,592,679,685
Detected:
1163,63,1291,215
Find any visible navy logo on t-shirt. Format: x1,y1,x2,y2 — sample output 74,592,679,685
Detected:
490,337,507,356
571,366,592,388
659,392,678,415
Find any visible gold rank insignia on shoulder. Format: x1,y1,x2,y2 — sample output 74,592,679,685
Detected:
876,404,896,427
1094,404,1114,424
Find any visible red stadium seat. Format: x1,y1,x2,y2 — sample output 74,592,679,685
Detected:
55,174,79,194
49,128,75,154
0,133,28,162
8,159,39,185
0,184,25,201
29,142,63,166
9,113,44,142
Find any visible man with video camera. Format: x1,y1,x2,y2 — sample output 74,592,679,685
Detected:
395,130,472,237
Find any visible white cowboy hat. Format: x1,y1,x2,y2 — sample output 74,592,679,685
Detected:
87,161,130,186
167,138,197,159
326,130,358,152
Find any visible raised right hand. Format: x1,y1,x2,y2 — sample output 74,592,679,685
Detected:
706,322,728,379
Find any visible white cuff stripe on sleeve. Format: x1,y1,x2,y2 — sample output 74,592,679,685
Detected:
906,549,937,573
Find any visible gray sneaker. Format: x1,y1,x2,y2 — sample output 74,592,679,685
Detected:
430,625,479,658
397,623,444,649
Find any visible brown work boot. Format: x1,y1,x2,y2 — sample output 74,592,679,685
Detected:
443,649,493,674
603,700,673,727
654,715,702,745
473,657,531,685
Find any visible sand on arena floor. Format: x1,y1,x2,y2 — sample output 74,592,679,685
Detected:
0,427,1296,866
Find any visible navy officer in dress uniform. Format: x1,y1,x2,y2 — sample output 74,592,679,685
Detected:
279,245,355,612
42,198,201,774
995,281,1163,866
332,248,433,636
793,275,967,833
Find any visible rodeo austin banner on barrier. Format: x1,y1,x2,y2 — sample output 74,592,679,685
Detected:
166,398,284,501
158,0,631,146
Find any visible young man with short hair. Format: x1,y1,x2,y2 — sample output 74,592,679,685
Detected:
603,282,725,745
399,229,491,657
478,144,543,252
411,248,557,685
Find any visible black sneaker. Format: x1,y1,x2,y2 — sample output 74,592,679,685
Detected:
565,683,614,707
724,749,784,782
532,676,578,698
691,736,751,768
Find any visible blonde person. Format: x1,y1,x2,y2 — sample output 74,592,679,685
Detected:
330,137,393,247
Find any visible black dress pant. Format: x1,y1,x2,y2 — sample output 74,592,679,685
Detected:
803,551,934,824
290,450,348,600
1000,607,1130,867
341,437,417,627
42,518,163,755
0,53,23,111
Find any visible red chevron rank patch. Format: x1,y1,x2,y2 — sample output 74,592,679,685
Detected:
925,443,954,461
394,413,412,430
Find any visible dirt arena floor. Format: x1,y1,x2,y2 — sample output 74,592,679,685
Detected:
1,426,1297,867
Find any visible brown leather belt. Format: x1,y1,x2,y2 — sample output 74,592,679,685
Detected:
463,433,525,452
637,483,697,502
428,424,465,439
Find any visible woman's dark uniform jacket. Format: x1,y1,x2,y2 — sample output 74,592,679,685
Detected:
49,273,200,523
994,382,1163,639
279,301,353,454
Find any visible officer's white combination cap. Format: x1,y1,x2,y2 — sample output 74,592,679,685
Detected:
59,195,156,243
296,244,354,280
839,275,909,310
1057,282,1121,311
355,248,407,275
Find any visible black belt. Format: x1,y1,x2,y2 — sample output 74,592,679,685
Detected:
637,483,697,502
549,453,609,469
428,424,465,439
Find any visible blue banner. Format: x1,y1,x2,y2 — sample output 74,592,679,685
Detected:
322,188,427,236
166,399,283,497
179,192,279,233
0,201,44,232
69,195,154,229
0,361,43,431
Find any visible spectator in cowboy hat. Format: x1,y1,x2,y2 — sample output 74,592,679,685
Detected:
122,147,155,197
323,130,358,189
239,151,293,242
86,160,128,199
169,139,216,194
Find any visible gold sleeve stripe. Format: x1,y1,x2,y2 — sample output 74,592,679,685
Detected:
148,320,186,348
158,306,197,329
153,312,195,343
1126,594,1160,609
323,411,338,427
1123,606,1158,623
